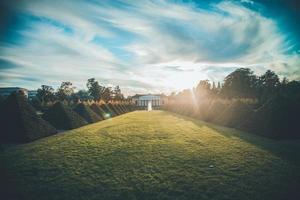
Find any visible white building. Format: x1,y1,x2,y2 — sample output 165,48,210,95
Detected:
131,94,167,108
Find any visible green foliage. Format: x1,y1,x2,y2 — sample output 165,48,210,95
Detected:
0,94,4,104
221,68,257,98
90,103,105,119
56,82,75,101
107,103,120,116
0,92,57,143
113,86,124,100
168,68,300,139
214,100,254,128
37,85,55,103
102,87,112,102
73,103,101,123
1,111,300,199
100,103,116,117
86,78,104,101
239,95,300,139
205,100,228,121
43,102,87,130
72,90,92,102
30,97,42,111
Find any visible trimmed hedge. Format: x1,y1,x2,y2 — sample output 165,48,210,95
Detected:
101,104,116,117
214,101,254,128
107,103,121,116
74,103,101,123
90,104,105,120
239,95,300,139
0,92,57,143
0,95,4,104
205,100,227,122
43,102,87,130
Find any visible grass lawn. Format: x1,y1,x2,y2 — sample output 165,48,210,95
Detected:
1,111,300,200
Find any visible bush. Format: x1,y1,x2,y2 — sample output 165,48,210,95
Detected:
43,102,87,130
0,92,57,143
108,103,120,115
0,95,4,104
30,97,42,111
239,95,300,139
214,100,254,128
205,100,227,122
116,104,126,114
74,103,101,123
90,104,105,120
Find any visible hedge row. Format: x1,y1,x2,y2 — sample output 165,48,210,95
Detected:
0,92,57,143
44,102,136,131
0,93,136,144
162,95,300,139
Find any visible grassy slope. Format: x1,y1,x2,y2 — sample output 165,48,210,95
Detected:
1,111,300,200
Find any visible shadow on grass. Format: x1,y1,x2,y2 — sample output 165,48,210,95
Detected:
162,111,300,167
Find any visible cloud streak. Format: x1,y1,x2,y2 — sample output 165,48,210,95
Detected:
0,0,299,95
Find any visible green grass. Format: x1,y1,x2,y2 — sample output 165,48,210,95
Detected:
1,111,300,200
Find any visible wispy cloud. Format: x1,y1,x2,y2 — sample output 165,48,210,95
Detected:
0,0,299,95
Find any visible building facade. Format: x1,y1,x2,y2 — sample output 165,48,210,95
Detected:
131,94,166,108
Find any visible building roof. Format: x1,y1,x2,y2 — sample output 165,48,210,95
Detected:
130,94,166,98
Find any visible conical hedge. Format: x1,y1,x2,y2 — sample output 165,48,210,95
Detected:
90,103,105,120
0,92,57,143
119,104,129,113
43,102,87,130
108,103,121,116
74,103,101,123
0,95,4,104
114,104,124,114
100,104,116,117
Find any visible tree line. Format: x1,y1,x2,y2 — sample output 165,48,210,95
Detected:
171,68,300,103
36,78,125,104
165,68,300,139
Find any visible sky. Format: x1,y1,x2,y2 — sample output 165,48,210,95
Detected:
0,0,299,96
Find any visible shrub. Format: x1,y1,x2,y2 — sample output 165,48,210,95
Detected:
74,103,101,123
114,104,123,114
195,100,211,120
30,97,42,111
116,104,126,114
0,92,57,143
239,95,300,139
205,100,227,122
43,102,87,130
214,100,254,128
100,104,115,117
108,103,120,115
0,95,4,104
90,103,105,120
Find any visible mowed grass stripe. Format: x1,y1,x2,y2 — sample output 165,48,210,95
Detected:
1,111,300,200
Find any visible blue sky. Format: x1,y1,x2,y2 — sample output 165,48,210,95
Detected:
0,0,299,95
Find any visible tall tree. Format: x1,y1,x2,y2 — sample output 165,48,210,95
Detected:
258,70,280,102
86,78,104,101
102,87,112,102
37,85,55,103
56,82,75,101
113,86,124,100
75,90,92,101
195,80,211,99
221,68,257,98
